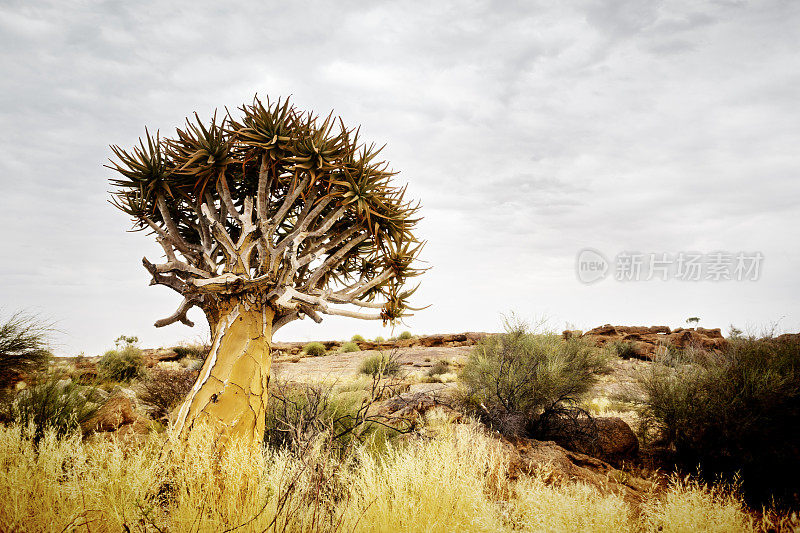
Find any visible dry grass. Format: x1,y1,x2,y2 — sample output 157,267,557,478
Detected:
641,477,756,533
0,422,768,532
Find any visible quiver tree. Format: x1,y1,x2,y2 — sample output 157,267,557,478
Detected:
108,96,424,446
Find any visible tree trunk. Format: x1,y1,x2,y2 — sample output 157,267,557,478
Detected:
173,295,274,448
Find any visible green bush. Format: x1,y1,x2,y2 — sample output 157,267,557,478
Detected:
460,319,609,437
172,343,209,360
114,334,139,347
653,339,684,363
8,373,99,442
265,379,409,452
610,340,638,359
340,342,360,353
398,331,413,340
374,336,385,343
632,335,800,505
351,335,366,343
359,353,401,378
303,342,326,357
427,359,451,377
97,345,143,382
0,311,52,388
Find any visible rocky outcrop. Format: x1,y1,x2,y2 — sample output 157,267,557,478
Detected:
553,416,639,468
502,437,653,506
81,395,151,436
272,332,492,357
141,348,181,367
378,388,462,421
777,333,800,344
573,325,728,359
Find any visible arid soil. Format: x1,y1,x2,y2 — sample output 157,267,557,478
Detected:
272,345,471,382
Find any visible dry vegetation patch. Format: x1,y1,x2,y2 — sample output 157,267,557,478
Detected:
0,422,771,532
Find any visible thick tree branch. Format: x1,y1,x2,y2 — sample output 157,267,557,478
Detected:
142,257,189,293
216,171,242,227
156,195,195,256
154,296,198,327
304,233,369,289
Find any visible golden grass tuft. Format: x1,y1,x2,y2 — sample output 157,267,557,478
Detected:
642,477,756,533
0,422,766,532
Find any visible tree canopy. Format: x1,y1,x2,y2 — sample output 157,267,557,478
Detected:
108,96,424,331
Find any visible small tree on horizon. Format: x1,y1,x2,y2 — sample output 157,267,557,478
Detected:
107,96,424,446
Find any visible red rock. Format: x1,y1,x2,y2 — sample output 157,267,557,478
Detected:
581,325,728,359
82,396,137,433
502,436,653,507
555,417,639,467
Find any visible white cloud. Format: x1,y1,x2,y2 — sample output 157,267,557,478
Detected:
0,0,798,354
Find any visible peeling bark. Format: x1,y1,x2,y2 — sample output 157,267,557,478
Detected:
172,296,274,448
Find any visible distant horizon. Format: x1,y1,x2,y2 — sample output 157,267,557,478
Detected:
39,312,794,357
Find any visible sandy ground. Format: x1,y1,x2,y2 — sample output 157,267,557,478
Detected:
271,344,648,403
271,345,472,383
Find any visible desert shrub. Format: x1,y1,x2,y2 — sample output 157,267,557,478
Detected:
728,324,744,339
351,334,366,342
341,342,360,353
114,334,138,347
302,342,326,357
179,357,203,371
427,359,451,377
139,367,196,421
8,373,99,442
642,476,756,533
97,344,143,382
632,335,800,504
653,339,684,363
460,318,609,437
374,336,385,343
610,340,637,359
0,311,52,389
265,378,411,452
398,331,413,340
359,353,401,377
172,343,208,360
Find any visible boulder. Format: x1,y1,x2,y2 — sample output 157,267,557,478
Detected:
82,396,138,433
142,348,181,367
668,328,727,351
377,388,461,421
115,418,153,437
696,327,723,339
553,416,639,467
501,437,653,507
110,385,138,405
82,395,155,440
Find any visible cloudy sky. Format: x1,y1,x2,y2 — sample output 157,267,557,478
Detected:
1,0,798,355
